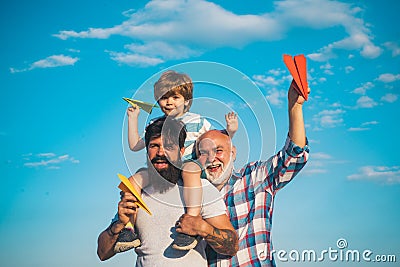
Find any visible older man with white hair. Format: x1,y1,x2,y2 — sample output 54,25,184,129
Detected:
176,82,310,267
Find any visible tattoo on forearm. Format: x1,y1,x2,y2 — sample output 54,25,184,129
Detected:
205,227,237,256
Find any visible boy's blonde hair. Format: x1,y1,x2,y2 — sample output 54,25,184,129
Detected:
154,70,193,112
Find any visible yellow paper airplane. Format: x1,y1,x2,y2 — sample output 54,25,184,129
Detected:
123,97,159,114
117,173,152,215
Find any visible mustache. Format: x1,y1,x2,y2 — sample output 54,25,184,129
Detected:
151,155,169,164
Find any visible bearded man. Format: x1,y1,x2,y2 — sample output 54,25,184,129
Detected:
97,117,238,267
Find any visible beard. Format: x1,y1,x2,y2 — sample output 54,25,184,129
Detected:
204,159,234,186
147,155,182,193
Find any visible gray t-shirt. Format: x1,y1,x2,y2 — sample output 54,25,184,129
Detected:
134,179,226,267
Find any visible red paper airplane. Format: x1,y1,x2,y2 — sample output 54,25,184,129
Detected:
283,54,309,100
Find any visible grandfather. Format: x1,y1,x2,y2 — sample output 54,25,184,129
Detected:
176,82,310,266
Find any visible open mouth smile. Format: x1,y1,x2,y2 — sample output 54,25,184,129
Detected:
206,163,222,172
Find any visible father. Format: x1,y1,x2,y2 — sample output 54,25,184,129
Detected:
176,82,310,266
97,117,238,266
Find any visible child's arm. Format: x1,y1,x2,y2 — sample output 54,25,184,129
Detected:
127,105,146,151
288,80,309,147
225,112,238,138
182,161,203,216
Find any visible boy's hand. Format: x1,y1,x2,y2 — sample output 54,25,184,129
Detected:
127,104,140,119
225,112,238,138
288,80,310,108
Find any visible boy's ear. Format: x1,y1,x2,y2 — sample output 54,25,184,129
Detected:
184,100,190,107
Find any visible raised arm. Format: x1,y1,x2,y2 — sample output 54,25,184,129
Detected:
288,80,308,148
255,81,309,192
127,105,146,151
97,192,139,261
176,214,238,256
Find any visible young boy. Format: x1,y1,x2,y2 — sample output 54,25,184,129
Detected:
115,70,238,253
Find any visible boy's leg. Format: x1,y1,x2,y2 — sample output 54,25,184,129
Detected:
114,170,148,253
172,162,203,250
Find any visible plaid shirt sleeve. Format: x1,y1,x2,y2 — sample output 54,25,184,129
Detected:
265,134,309,192
239,134,309,194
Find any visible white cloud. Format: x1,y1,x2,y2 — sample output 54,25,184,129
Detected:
381,93,398,103
108,51,164,67
302,151,337,175
24,153,79,169
376,73,400,83
355,95,378,108
303,168,328,175
348,127,369,132
10,54,79,73
268,68,286,76
320,63,334,75
348,166,400,184
361,121,378,126
345,65,354,74
320,63,333,70
108,41,202,65
253,75,281,87
252,68,289,106
309,29,382,61
31,55,78,68
54,0,282,46
348,120,378,131
383,42,400,57
312,152,332,160
313,109,345,128
125,41,201,60
352,81,374,95
37,153,56,158
265,87,286,106
53,0,382,66
67,48,81,53
319,63,334,76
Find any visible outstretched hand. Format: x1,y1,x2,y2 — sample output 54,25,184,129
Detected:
225,112,238,138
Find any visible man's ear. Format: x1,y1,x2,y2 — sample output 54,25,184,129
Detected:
231,145,237,162
180,147,185,157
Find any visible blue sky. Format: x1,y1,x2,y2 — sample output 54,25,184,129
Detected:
1,0,399,266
